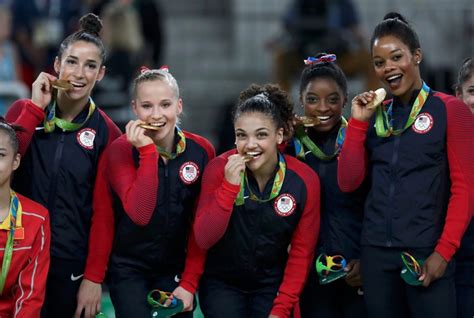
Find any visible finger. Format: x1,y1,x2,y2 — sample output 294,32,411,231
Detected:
74,305,84,318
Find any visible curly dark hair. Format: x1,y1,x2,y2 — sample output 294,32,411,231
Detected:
370,12,420,54
233,83,294,135
57,13,106,64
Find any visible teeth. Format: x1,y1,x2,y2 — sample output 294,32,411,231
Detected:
318,116,330,120
71,82,86,87
246,152,260,157
149,123,165,127
387,75,401,81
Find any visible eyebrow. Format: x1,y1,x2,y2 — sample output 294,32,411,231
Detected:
66,55,99,64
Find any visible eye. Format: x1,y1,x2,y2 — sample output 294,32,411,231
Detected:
392,54,402,61
328,97,340,104
374,60,383,68
141,103,152,109
257,132,268,139
162,102,171,108
235,132,246,139
305,96,318,104
86,63,98,70
66,59,76,65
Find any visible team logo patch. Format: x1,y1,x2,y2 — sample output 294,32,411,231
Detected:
274,193,296,217
412,113,433,134
179,162,200,184
76,128,96,149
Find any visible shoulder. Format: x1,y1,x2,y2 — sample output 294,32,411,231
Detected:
17,193,48,221
97,109,122,140
183,130,215,160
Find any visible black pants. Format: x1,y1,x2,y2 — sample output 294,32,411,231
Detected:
361,245,456,318
108,264,192,318
299,271,367,318
41,257,85,318
199,276,280,318
455,262,474,318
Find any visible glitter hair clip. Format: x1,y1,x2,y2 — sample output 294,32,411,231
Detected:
304,54,337,65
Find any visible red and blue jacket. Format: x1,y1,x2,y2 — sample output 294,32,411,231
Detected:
194,150,320,318
338,89,474,262
6,99,121,283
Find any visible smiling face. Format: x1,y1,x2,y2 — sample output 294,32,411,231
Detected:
54,40,105,105
0,130,20,189
456,74,474,113
372,35,422,103
301,77,345,132
234,111,283,176
132,79,183,149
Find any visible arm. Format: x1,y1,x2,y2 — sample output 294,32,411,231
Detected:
270,171,320,318
337,118,369,192
434,96,474,261
6,100,45,156
193,157,241,249
14,211,50,318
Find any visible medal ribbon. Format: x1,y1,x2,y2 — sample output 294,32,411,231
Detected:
0,191,22,295
155,127,186,160
235,153,286,206
44,97,96,133
375,82,430,137
294,117,347,161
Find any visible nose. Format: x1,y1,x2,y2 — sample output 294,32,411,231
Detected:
383,60,396,73
246,136,258,149
151,105,162,119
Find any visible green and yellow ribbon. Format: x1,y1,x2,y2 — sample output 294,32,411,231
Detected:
44,98,96,133
294,117,347,161
155,127,186,160
375,82,430,137
0,191,22,294
235,153,286,206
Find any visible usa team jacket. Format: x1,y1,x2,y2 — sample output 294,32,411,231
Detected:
287,123,366,262
98,131,215,293
194,150,320,318
6,99,121,283
0,194,50,318
337,89,474,261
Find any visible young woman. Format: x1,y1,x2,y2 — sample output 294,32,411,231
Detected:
337,12,474,318
288,53,366,317
97,66,214,317
0,119,50,317
5,13,121,318
194,84,320,318
453,57,474,318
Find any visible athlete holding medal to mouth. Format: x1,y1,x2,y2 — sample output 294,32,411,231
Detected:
0,119,50,317
337,12,474,318
288,53,367,317
95,66,215,317
194,84,320,318
5,13,121,318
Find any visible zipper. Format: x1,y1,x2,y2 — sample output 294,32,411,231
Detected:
386,135,401,247
47,133,65,215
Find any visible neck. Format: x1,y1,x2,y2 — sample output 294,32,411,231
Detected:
154,128,176,154
400,77,423,104
253,152,279,192
0,185,11,220
56,93,89,122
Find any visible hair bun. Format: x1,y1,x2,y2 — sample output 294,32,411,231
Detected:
79,13,103,37
383,12,408,24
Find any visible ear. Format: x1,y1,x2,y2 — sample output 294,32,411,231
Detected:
176,98,183,116
414,48,423,65
343,96,348,108
96,65,106,82
276,127,284,144
12,153,20,172
54,56,60,75
455,89,462,99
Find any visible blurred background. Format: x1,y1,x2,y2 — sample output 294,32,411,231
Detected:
0,0,472,316
0,0,473,151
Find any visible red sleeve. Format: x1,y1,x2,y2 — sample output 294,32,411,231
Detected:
434,94,474,261
193,156,241,249
84,117,121,282
270,165,320,318
107,138,159,226
179,224,207,294
337,118,370,192
14,208,50,318
5,99,45,156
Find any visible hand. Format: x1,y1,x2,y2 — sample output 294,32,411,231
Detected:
224,154,246,185
344,259,363,287
171,286,194,312
269,315,280,318
125,120,154,148
74,279,102,318
31,72,57,110
419,251,448,287
351,90,378,122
